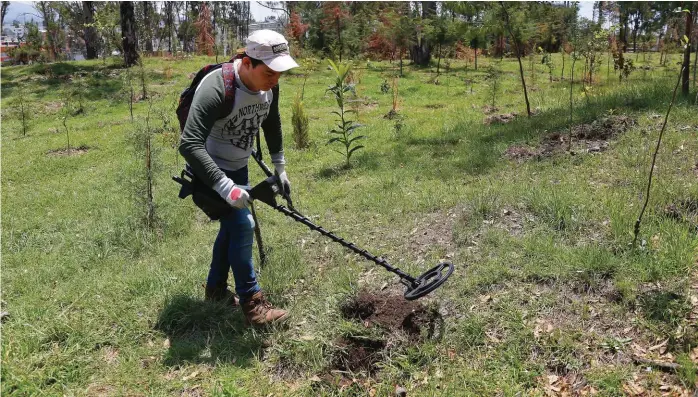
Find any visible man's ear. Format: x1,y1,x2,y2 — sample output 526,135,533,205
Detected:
240,57,251,68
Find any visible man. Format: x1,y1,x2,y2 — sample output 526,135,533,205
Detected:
179,30,298,326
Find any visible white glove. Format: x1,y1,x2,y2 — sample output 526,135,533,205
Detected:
213,177,251,209
274,164,291,196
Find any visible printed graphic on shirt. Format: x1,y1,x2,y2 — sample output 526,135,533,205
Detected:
222,102,270,150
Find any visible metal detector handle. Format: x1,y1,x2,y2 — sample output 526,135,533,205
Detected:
250,149,295,210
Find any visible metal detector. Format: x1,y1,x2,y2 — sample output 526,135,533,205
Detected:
249,151,454,301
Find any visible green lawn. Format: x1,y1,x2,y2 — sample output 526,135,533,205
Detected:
2,52,697,396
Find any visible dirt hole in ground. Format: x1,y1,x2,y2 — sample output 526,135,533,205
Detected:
46,145,91,156
316,290,441,386
504,115,636,161
330,336,386,374
340,290,440,340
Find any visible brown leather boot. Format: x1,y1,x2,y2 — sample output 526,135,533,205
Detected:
241,291,289,326
204,283,239,307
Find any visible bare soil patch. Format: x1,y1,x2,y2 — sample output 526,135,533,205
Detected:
383,109,400,120
330,335,386,374
44,102,64,114
403,208,459,261
46,145,91,156
485,112,518,125
340,290,440,340
425,103,445,109
315,290,442,388
482,105,499,114
504,115,636,161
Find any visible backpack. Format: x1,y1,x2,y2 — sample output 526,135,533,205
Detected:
176,55,243,132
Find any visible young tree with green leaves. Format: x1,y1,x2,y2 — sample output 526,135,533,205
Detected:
326,60,364,167
500,1,532,118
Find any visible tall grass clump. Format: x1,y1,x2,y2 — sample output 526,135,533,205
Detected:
291,87,310,149
127,101,160,232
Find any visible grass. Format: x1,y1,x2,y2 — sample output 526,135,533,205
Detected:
2,52,698,395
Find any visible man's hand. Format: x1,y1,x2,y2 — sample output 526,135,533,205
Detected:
213,177,251,209
274,164,291,197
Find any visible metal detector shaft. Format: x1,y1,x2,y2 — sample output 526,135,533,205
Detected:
249,149,416,283
269,203,416,283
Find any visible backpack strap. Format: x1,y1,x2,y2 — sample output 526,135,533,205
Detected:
221,59,264,162
221,62,236,107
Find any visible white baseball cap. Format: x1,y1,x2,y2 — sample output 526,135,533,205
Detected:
245,30,299,72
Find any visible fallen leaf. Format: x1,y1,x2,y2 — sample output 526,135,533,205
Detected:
182,371,199,381
163,338,170,348
649,339,668,351
622,381,645,396
548,375,560,384
309,375,322,383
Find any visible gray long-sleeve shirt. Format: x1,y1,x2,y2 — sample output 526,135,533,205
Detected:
179,59,284,187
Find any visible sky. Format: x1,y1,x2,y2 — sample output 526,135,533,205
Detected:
4,1,596,26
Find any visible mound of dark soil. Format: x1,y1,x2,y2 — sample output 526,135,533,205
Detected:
573,115,635,140
485,112,518,125
340,290,439,340
504,115,636,161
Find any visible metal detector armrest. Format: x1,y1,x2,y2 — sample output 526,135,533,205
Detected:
249,176,280,207
172,169,195,199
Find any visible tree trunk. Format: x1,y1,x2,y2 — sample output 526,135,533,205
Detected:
436,42,441,74
621,14,629,52
83,2,99,59
143,1,154,53
399,48,404,77
336,14,342,62
561,51,565,81
693,5,698,87
1,2,9,27
474,45,478,70
682,5,692,96
411,1,436,66
120,1,139,67
165,2,173,54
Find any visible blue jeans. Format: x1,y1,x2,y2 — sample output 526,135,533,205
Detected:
207,166,260,301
